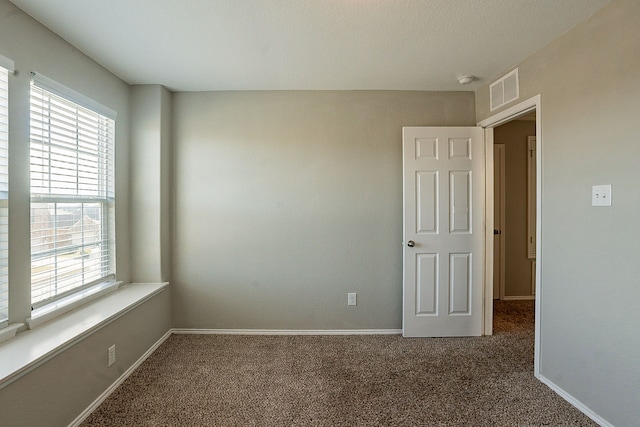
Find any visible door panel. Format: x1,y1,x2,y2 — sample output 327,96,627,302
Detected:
449,252,471,315
450,171,472,233
403,127,484,337
416,253,438,315
416,171,438,233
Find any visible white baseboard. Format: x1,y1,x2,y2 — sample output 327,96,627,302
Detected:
537,374,612,427
502,295,536,301
68,329,173,427
171,328,402,336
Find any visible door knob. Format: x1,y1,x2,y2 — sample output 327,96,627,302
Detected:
407,240,415,247
494,229,501,235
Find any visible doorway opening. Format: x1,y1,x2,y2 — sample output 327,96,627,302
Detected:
479,95,542,377
492,113,536,340
493,113,536,302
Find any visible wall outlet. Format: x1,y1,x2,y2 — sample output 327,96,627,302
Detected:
108,345,116,367
592,184,612,206
347,292,357,306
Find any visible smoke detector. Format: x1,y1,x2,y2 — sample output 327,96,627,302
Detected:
457,75,476,85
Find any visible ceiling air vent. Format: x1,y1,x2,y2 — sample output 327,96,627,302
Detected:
490,68,519,111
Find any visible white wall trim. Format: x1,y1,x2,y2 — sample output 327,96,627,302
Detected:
483,128,494,336
478,95,539,128
68,330,173,427
538,375,613,427
172,328,402,336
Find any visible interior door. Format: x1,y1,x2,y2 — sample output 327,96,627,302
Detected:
402,127,485,337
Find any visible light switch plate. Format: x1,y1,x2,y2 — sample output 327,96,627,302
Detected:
347,293,357,306
592,184,612,207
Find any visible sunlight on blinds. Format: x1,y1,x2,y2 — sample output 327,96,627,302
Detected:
30,79,115,307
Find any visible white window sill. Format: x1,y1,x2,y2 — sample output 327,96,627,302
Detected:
28,280,122,329
0,323,23,344
0,282,168,389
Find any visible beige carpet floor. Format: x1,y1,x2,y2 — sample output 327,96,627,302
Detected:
81,301,597,426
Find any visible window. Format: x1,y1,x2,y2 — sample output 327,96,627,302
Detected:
29,73,115,308
0,60,10,327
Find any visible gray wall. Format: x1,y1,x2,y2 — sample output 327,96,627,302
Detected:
0,1,172,425
130,85,173,283
494,120,536,297
172,91,475,329
477,1,640,425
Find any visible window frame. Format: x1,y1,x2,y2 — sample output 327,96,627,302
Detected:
28,73,117,313
0,55,12,329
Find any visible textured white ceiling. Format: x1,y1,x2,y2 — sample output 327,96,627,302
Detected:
11,0,611,92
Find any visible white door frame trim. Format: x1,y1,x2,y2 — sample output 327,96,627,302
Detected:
493,143,506,301
478,94,542,377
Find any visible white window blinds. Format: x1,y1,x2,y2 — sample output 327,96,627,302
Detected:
29,74,115,307
0,64,9,325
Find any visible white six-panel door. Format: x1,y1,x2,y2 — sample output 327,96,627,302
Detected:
402,127,485,337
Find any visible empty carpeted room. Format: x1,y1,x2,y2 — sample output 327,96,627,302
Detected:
0,1,638,426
